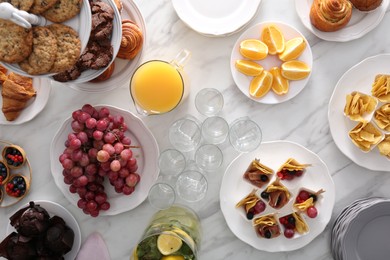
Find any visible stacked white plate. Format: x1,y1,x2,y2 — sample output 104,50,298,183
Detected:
331,197,390,260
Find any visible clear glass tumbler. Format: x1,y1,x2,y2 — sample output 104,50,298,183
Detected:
175,170,208,202
169,117,201,152
148,182,176,210
195,88,224,116
229,117,262,153
158,149,186,176
195,144,223,171
201,116,229,144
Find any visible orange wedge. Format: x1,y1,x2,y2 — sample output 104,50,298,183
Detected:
279,37,306,61
239,39,268,60
270,67,289,95
281,60,311,80
235,60,263,76
249,70,273,98
261,24,285,55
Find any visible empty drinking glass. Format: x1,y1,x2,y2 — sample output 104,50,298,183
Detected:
195,88,224,116
176,170,208,202
195,144,223,171
148,182,176,210
158,149,186,176
229,117,262,153
169,117,202,152
201,116,229,144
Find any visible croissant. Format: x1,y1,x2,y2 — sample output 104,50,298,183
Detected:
90,61,115,83
349,0,382,11
310,0,352,32
117,19,143,60
1,73,36,121
0,65,7,84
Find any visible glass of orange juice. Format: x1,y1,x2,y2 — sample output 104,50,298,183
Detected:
130,50,191,115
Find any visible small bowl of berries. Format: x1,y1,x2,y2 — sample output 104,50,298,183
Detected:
5,174,29,198
2,145,26,169
0,160,10,186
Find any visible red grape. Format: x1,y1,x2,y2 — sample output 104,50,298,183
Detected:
307,206,318,218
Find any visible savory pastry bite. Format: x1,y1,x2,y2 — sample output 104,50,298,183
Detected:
276,158,311,180
1,73,36,121
374,103,390,131
372,74,390,102
349,121,383,152
236,189,266,220
260,179,291,209
117,19,144,60
377,134,390,159
294,188,325,218
349,0,383,11
309,0,352,32
344,91,378,121
253,214,281,239
243,158,274,188
279,212,309,238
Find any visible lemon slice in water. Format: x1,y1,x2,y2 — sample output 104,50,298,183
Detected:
157,232,183,255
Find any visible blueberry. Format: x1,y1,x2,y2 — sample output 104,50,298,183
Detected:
246,211,254,220
309,194,317,202
261,191,269,199
264,230,272,239
288,216,295,224
18,184,25,190
260,175,268,182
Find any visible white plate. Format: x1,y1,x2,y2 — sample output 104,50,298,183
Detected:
68,0,146,91
230,21,313,104
295,0,389,42
220,140,335,252
172,0,262,36
328,54,390,171
6,200,81,260
0,77,52,125
342,200,390,260
50,105,159,215
1,0,91,77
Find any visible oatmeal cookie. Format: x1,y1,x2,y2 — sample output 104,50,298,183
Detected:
47,24,81,73
19,26,57,75
0,0,34,11
29,0,58,14
0,19,32,63
42,0,83,23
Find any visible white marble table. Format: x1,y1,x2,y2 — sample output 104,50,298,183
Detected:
1,0,390,259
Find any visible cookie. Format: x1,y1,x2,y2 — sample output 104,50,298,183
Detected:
29,0,58,14
52,65,82,82
42,0,83,23
47,24,81,73
0,0,34,11
79,40,113,70
19,26,57,75
91,1,114,41
0,19,33,63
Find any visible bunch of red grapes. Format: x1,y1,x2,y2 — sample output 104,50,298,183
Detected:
59,104,140,217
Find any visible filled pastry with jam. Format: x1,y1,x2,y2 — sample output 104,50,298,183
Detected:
294,188,325,218
261,179,290,209
253,214,280,239
235,189,266,220
243,159,274,188
276,158,310,180
279,212,309,239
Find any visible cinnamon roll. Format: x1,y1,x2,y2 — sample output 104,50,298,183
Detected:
117,19,143,60
310,0,352,32
350,0,382,11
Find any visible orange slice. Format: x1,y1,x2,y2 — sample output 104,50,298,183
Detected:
249,70,273,98
270,67,289,95
261,24,285,55
239,39,268,60
235,60,263,76
281,60,311,80
278,37,306,61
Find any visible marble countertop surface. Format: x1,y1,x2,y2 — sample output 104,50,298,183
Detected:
1,0,390,259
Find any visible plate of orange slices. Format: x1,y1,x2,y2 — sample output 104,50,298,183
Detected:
230,21,313,104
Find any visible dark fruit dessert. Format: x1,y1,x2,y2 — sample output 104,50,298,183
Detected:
243,159,274,188
253,214,281,239
1,201,75,259
2,145,26,169
5,175,28,198
10,201,50,237
236,189,266,220
0,160,9,185
276,158,310,181
294,188,325,218
261,179,290,209
279,212,309,239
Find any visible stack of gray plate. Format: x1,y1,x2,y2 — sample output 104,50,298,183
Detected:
331,197,390,260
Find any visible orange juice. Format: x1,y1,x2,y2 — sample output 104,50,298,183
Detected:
130,60,184,114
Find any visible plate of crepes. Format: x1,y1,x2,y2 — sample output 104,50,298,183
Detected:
50,104,159,217
0,0,91,77
220,140,335,252
328,54,390,171
2,200,81,260
295,0,389,42
230,21,313,104
0,65,51,124
65,0,146,92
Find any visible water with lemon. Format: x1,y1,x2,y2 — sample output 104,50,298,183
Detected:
132,206,201,260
